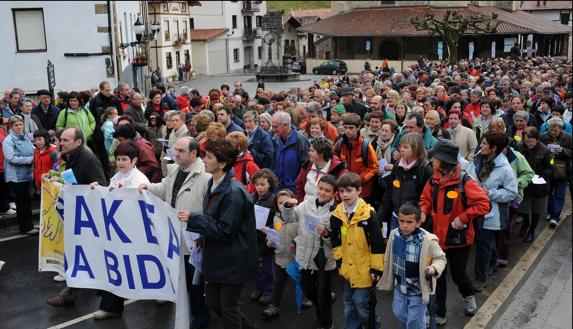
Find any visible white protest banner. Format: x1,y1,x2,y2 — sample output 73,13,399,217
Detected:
63,185,181,302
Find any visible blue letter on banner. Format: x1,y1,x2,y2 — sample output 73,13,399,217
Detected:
167,217,180,259
138,200,158,245
104,250,122,286
137,255,166,289
71,245,94,278
74,196,99,237
101,199,131,243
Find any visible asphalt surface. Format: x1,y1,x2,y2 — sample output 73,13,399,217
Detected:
2,211,569,329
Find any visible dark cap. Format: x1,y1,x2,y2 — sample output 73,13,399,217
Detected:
429,139,459,165
185,112,196,123
37,89,51,97
341,87,354,96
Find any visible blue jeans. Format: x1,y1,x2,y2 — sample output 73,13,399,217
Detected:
343,281,378,329
474,229,497,282
392,287,427,329
548,179,567,221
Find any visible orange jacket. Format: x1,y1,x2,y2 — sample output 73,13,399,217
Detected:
334,136,379,198
419,166,490,250
33,144,58,188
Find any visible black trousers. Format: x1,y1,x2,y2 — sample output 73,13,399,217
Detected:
301,269,334,328
10,181,32,233
435,245,475,317
0,172,10,212
204,281,255,329
99,291,124,313
271,264,290,306
184,255,210,325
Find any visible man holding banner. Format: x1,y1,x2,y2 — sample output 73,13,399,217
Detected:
140,136,212,329
184,139,258,329
47,128,107,308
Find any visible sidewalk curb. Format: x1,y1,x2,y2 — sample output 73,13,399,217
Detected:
464,209,571,329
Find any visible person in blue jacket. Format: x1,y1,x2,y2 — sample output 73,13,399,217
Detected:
271,111,310,192
243,110,273,168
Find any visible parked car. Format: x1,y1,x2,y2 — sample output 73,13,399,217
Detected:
291,61,306,74
312,60,347,75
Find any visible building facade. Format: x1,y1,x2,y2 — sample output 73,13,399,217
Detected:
190,0,266,75
282,9,332,60
520,1,572,58
0,1,124,94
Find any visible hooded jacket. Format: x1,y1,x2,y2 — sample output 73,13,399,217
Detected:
33,144,58,188
283,197,337,271
330,198,385,288
233,151,259,194
419,166,491,250
466,152,519,230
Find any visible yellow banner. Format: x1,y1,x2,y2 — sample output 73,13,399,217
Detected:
38,180,64,275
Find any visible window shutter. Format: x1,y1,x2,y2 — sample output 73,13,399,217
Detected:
14,9,46,51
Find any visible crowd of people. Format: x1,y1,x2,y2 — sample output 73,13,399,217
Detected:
1,54,572,329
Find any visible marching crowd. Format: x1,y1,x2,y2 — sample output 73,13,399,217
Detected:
0,55,572,329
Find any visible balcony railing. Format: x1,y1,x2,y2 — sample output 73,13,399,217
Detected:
242,28,260,41
241,1,260,14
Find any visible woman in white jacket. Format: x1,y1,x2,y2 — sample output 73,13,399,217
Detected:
89,141,150,319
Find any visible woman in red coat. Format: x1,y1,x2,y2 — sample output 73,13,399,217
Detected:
419,139,490,323
226,131,260,194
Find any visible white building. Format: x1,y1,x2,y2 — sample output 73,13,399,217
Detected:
520,0,572,59
0,1,135,94
282,9,332,60
190,0,266,75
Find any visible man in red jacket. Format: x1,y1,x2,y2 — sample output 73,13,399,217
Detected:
333,113,378,201
419,139,490,325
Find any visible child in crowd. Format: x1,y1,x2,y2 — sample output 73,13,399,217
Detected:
101,106,118,153
282,175,338,329
33,129,58,194
378,202,447,329
250,169,278,305
262,189,300,318
330,172,385,329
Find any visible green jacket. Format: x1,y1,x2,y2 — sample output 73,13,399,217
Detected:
55,107,96,141
506,147,534,200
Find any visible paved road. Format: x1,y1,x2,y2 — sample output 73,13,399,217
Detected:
169,74,331,96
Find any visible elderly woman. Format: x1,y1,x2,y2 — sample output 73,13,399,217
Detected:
19,98,40,140
507,110,530,147
295,137,347,202
466,131,518,291
540,117,572,229
243,110,273,169
2,115,36,235
473,99,497,142
517,127,552,243
226,131,260,194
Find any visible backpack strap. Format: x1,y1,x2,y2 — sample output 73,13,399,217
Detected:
241,161,248,185
361,138,369,167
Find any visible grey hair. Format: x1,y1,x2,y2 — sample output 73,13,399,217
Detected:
314,89,324,97
129,92,142,101
243,110,259,123
201,110,215,122
513,110,529,121
305,101,322,114
164,110,177,122
273,111,291,126
547,117,564,129
8,115,24,127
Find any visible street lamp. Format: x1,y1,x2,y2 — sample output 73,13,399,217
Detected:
119,16,160,49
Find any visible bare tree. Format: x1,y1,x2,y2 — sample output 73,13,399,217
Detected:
409,10,499,64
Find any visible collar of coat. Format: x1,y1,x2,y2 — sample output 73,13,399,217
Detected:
207,168,235,195
331,198,373,225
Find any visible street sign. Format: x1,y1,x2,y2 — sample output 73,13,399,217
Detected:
47,60,56,94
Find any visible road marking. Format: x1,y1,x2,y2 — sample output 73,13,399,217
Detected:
465,201,571,329
0,234,27,242
47,299,137,329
